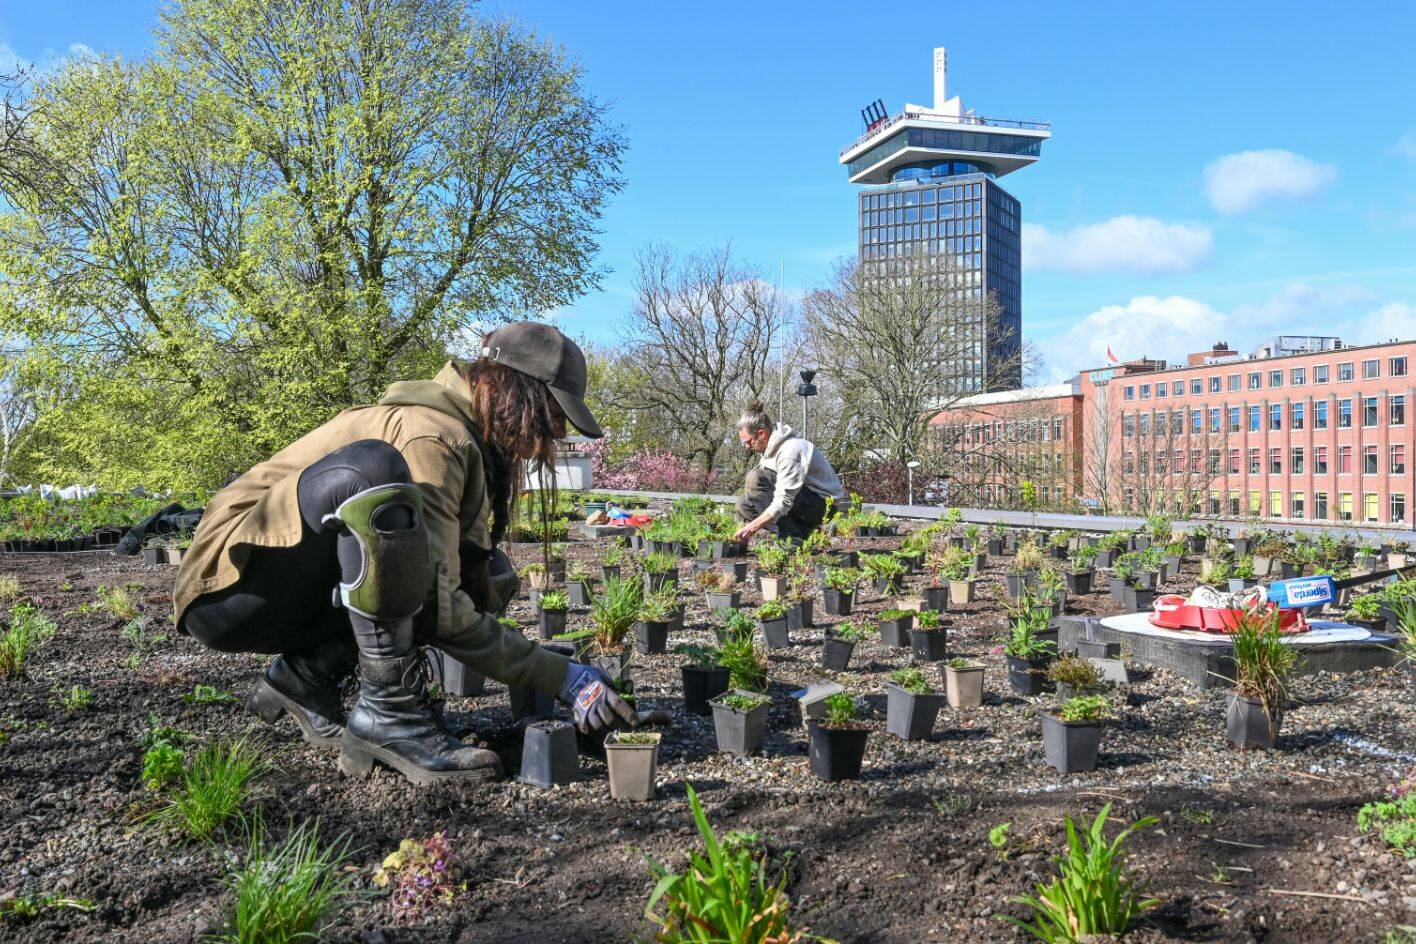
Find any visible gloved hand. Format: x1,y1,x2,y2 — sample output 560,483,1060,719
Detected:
558,662,637,734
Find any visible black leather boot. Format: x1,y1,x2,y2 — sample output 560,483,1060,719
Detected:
246,635,357,750
338,646,501,784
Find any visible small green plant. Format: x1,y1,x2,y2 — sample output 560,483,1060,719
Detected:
538,589,570,612
822,567,860,594
1347,594,1382,622
0,574,21,602
718,635,767,692
719,692,769,713
753,540,791,577
946,657,978,670
1003,601,1054,660
374,832,466,920
143,741,185,792
613,730,661,745
1056,694,1111,723
1358,778,1416,858
0,603,55,678
214,819,355,944
1179,806,1215,826
0,892,95,921
644,551,678,574
822,692,858,726
1047,655,1101,691
186,684,238,705
878,607,913,621
640,586,678,623
145,739,271,842
889,667,933,695
932,793,977,817
697,569,738,593
717,607,756,640
1228,605,1298,727
756,599,788,622
645,783,808,943
989,822,1012,859
673,643,722,668
602,545,626,568
590,575,646,652
861,552,907,591
830,619,873,643
916,609,942,630
94,583,141,621
1004,803,1159,942
53,684,94,712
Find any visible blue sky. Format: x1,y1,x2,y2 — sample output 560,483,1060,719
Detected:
5,0,1416,382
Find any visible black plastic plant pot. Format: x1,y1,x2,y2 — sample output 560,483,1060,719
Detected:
1232,538,1250,556
1041,712,1101,773
1122,586,1155,612
634,620,669,655
807,723,869,781
922,585,949,612
910,627,948,662
878,614,912,648
787,599,814,631
1189,535,1207,554
760,616,791,650
424,647,486,697
1095,550,1114,568
709,689,769,756
949,580,977,604
822,589,853,616
726,560,750,581
141,547,165,566
567,581,593,607
692,557,715,574
682,665,731,715
510,685,557,722
1279,560,1302,580
546,560,567,583
833,550,859,569
1065,571,1093,595
820,636,855,671
1108,577,1127,603
711,540,747,559
1227,578,1258,593
987,538,1005,556
705,591,741,610
538,609,568,640
1131,571,1156,590
518,720,580,788
1075,639,1121,660
601,564,621,582
885,683,944,741
1226,694,1282,750
1132,535,1151,552
644,571,677,594
943,664,984,708
604,732,661,801
591,646,631,682
1007,655,1050,696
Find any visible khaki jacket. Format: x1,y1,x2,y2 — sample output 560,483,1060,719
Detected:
173,361,567,694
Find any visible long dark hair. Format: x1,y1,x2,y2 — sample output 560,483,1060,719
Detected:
459,358,561,561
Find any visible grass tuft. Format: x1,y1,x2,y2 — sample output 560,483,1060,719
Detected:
212,819,354,944
0,603,56,677
145,739,271,842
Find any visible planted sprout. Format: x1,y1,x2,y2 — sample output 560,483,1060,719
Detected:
186,684,238,705
590,576,644,652
822,567,861,594
1047,655,1101,691
916,609,942,630
538,589,570,612
1228,605,1297,724
613,731,661,746
889,667,933,695
673,643,722,668
53,684,94,711
879,607,914,621
696,569,737,593
717,607,756,640
719,692,769,713
0,603,56,678
946,657,978,670
1056,694,1111,723
830,620,874,643
1347,594,1382,622
217,819,356,944
822,692,858,727
756,599,788,621
143,741,184,792
644,551,678,574
144,738,272,842
718,635,767,693
753,540,791,577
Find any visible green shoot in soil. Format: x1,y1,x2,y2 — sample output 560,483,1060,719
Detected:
889,667,933,695
822,692,858,726
145,739,271,842
142,741,184,792
0,603,55,678
990,822,1012,859
53,684,93,712
213,820,355,944
185,684,238,705
0,892,95,922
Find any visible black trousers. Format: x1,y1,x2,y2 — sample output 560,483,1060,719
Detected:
181,440,414,655
736,467,828,542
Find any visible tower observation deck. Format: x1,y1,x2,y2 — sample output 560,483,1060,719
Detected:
842,47,1049,393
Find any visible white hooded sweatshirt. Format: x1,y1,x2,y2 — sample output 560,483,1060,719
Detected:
758,423,846,521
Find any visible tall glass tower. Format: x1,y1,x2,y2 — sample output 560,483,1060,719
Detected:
840,47,1049,392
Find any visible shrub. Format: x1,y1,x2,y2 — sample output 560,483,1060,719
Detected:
916,609,942,630
718,635,766,693
822,567,860,594
697,570,736,593
1229,606,1297,723
756,599,788,621
1347,594,1382,622
0,575,21,602
645,783,805,943
214,820,354,944
1047,655,1101,691
1005,803,1159,942
644,551,678,574
719,692,769,713
374,832,466,920
830,620,873,643
145,739,271,842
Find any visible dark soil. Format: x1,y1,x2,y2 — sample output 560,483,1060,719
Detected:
1,531,1414,943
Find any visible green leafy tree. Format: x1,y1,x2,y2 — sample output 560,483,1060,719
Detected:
0,0,624,488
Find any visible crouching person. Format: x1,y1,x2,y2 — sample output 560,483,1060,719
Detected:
732,401,846,544
173,323,634,784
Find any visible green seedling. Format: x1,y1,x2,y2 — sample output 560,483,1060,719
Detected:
216,818,355,944
186,684,238,705
990,822,1012,859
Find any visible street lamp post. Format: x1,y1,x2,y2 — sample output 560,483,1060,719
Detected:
907,460,921,506
796,368,818,439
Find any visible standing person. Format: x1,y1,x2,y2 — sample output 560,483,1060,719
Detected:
732,401,846,544
174,322,634,785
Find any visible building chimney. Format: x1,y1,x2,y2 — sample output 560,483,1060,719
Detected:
933,47,947,110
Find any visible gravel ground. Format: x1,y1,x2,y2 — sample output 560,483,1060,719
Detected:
0,522,1413,943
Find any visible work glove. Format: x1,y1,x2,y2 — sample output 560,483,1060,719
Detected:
558,662,637,734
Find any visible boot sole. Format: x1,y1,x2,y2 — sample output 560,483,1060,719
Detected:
246,678,343,751
337,733,501,785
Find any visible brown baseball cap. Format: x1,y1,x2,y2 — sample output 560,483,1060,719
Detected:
481,322,603,438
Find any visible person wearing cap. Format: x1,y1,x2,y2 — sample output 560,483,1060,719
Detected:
173,322,633,785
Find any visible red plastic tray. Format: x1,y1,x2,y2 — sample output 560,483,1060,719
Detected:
1148,595,1308,634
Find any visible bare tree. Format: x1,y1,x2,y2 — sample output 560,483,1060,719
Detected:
802,251,1027,465
0,65,35,197
0,339,39,485
614,244,791,475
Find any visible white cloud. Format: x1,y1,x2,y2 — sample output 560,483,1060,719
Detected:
1023,215,1212,274
1398,131,1416,160
1356,302,1416,346
1231,282,1379,330
0,43,19,73
1204,149,1336,214
1049,295,1228,381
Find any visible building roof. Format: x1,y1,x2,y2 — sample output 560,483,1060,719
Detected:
944,382,1079,409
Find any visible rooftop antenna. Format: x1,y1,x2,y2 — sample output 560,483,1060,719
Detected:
933,47,947,110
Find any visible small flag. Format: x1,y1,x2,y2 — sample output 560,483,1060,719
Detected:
1106,345,1120,365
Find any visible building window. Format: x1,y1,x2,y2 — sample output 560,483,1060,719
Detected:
1269,448,1282,474
1172,381,1183,396
1291,447,1305,474
1248,448,1261,475
1291,402,1304,429
1124,452,1134,473
1248,491,1262,515
1269,490,1283,516
1269,369,1283,387
1188,379,1200,395
1227,406,1241,431
1123,414,1134,437
1338,361,1354,381
1314,446,1328,474
1338,398,1352,428
1228,449,1241,473
1203,376,1217,393
1290,367,1306,385
1124,386,1135,401
1314,364,1330,384
1155,383,1167,398
1364,492,1380,522
1363,396,1379,427
1227,374,1240,392
1190,409,1202,433
1364,444,1379,475
1391,356,1408,377
1338,445,1352,474
1393,493,1407,523
1291,493,1305,518
1139,413,1151,436
1207,449,1220,473
1314,401,1328,429
1362,358,1380,379
1339,492,1353,520
1247,372,1261,390
1246,405,1260,431
1315,491,1329,519
1208,492,1221,515
1392,395,1406,426
1392,444,1407,475
1228,493,1241,515
1268,403,1282,431
1139,383,1150,399
1208,408,1221,432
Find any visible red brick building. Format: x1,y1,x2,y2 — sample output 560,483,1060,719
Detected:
929,336,1416,526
